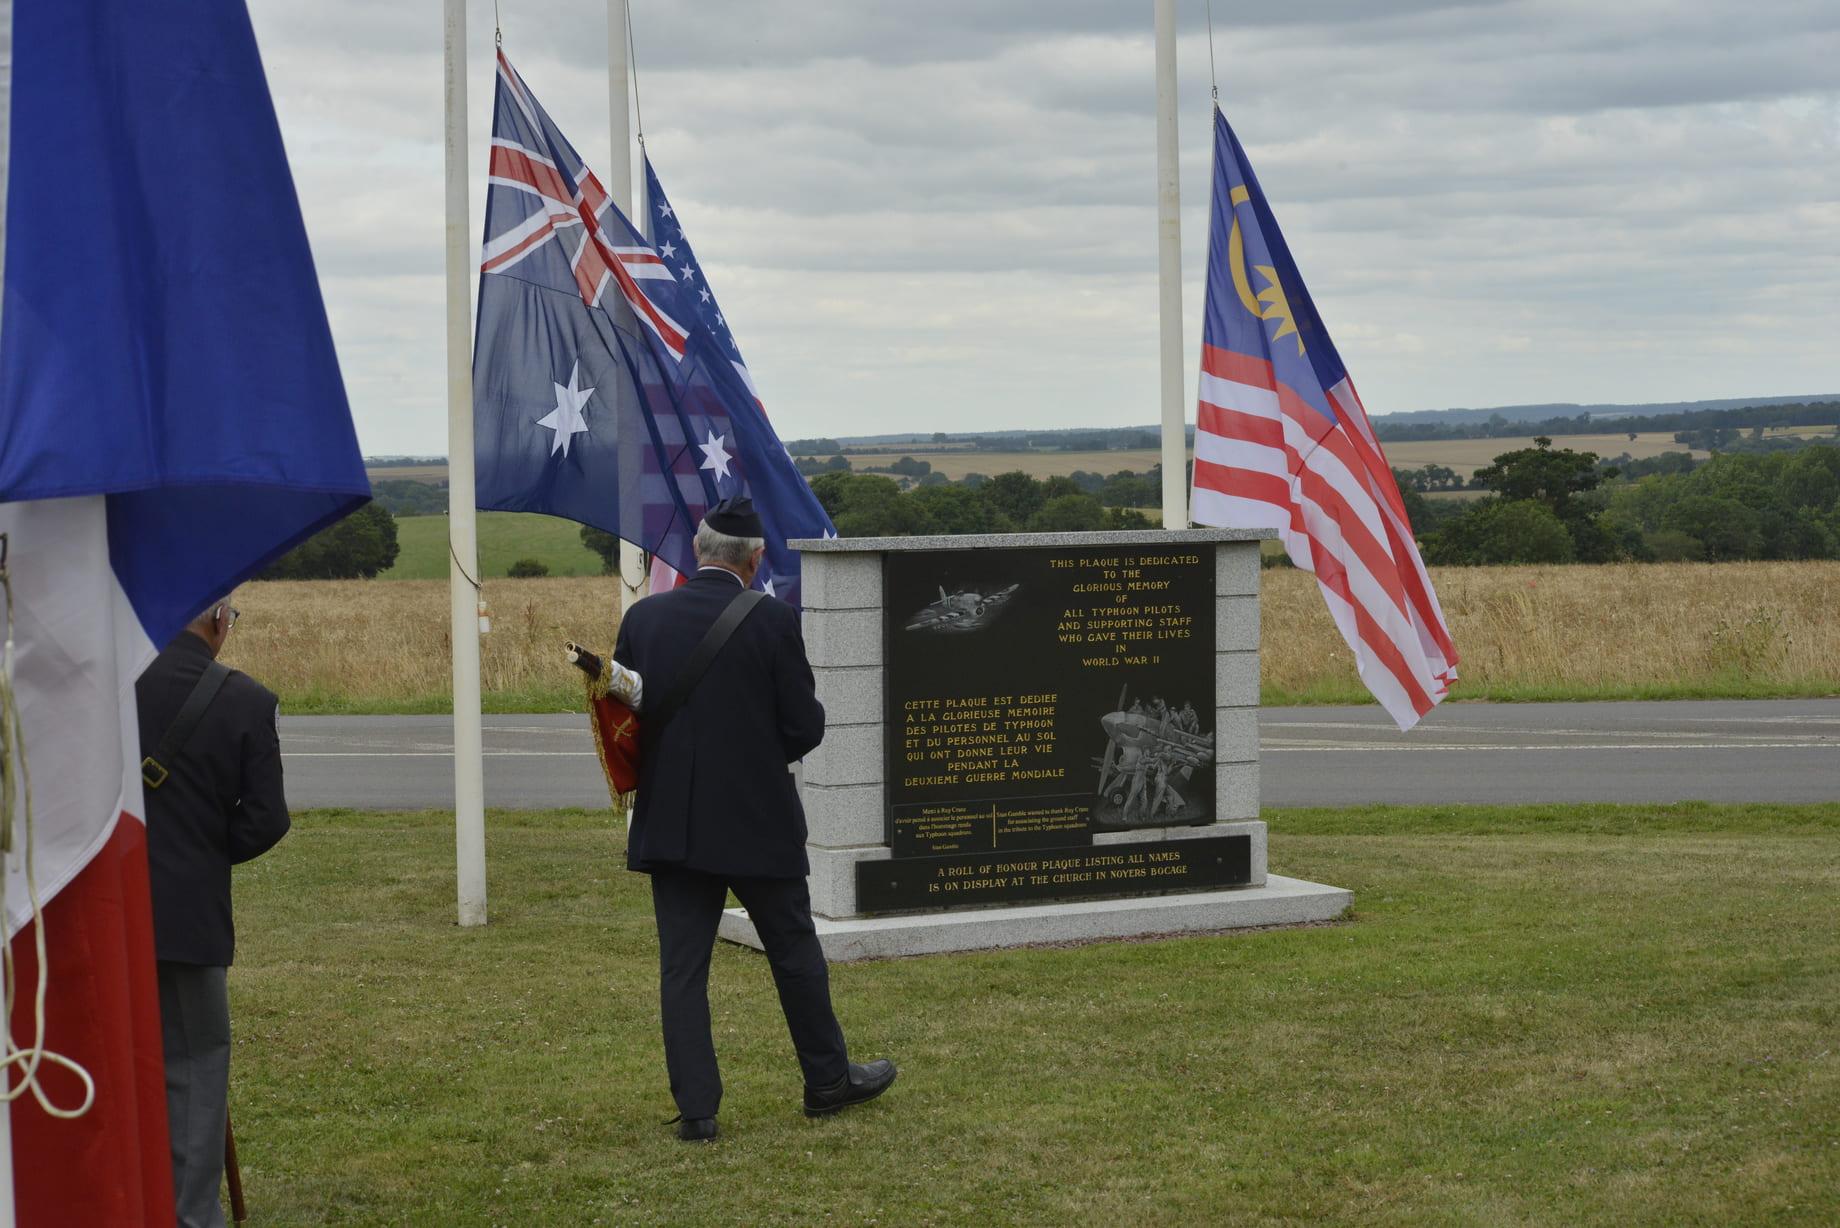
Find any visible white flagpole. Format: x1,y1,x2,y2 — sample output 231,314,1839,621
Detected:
608,0,648,616
444,0,488,927
1153,0,1189,529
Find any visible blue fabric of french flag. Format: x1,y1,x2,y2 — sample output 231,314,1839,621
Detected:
0,1,371,638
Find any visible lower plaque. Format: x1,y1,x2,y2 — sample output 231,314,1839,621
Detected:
854,834,1251,914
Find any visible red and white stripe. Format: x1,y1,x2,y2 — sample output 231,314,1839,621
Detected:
1192,346,1456,729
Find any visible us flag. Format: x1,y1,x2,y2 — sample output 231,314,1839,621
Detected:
1189,107,1457,729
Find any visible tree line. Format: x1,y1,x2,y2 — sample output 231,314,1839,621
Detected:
1375,400,1840,443
256,503,400,579
1407,439,1840,565
805,471,1156,537
263,436,1840,580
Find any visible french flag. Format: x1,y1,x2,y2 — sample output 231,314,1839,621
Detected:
0,2,369,1222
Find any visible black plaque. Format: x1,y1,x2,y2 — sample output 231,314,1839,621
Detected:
856,835,1251,914
882,545,1216,862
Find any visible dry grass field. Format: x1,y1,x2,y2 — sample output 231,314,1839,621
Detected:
364,464,449,484
1264,560,1840,704
222,561,1840,713
222,578,618,712
1379,432,1705,477
1764,425,1840,440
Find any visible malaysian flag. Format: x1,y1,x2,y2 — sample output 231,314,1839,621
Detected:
473,53,832,603
1189,107,1457,729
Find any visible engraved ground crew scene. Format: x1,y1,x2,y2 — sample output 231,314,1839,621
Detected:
2,2,1836,1225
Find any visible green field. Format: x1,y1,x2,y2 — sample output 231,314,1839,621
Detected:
225,803,1840,1225
381,512,607,580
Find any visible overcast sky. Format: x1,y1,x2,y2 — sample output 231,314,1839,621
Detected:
246,1,1839,455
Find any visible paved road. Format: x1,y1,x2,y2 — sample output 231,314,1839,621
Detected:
280,699,1838,810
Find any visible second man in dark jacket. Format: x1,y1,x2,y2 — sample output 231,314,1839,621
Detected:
135,599,290,1228
613,497,894,1141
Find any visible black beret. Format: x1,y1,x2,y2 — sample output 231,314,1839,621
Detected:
704,495,764,539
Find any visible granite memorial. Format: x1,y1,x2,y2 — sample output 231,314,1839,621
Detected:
717,529,1351,961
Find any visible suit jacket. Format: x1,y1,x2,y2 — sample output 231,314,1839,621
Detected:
613,568,825,879
135,632,291,965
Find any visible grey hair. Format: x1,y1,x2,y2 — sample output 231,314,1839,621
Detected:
694,521,765,568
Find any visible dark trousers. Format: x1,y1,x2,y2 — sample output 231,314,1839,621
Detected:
157,961,230,1228
649,868,849,1118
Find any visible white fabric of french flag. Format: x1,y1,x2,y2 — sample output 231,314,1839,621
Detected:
0,501,154,939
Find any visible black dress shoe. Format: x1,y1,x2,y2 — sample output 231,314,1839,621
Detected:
675,1116,718,1142
803,1059,897,1117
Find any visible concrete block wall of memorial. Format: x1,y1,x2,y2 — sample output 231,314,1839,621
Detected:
794,530,1270,921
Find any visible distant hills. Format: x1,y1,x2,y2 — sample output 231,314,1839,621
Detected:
802,394,1838,450
1373,394,1837,428
367,394,1840,467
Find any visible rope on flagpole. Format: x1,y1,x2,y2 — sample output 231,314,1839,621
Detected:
0,537,97,1121
449,539,481,594
1204,0,1219,101
494,0,503,47
626,0,646,147
623,7,656,602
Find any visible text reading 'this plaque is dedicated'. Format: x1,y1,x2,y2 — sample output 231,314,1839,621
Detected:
880,545,1219,891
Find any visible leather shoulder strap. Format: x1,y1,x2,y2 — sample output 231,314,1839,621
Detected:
645,588,767,733
141,660,232,788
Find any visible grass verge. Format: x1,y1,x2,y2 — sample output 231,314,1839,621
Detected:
381,512,606,580
226,804,1840,1225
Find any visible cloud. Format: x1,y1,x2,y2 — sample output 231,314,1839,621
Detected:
246,0,1840,453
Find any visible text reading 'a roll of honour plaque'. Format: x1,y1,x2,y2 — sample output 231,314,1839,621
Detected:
861,545,1249,912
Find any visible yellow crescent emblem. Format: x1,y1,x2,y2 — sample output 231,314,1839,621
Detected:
1226,185,1305,356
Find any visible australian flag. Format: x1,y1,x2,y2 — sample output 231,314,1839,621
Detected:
473,52,832,604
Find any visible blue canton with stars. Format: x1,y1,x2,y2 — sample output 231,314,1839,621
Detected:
644,155,762,398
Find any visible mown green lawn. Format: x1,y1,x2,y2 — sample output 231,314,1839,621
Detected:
381,512,607,580
229,804,1840,1225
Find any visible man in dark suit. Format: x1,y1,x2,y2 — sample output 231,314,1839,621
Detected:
614,497,895,1141
135,600,290,1228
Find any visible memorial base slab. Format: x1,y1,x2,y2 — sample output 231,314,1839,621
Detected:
718,875,1351,963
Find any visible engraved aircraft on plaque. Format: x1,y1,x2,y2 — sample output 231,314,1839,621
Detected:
902,583,1022,634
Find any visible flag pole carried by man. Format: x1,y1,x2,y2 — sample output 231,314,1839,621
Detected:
1187,105,1458,730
